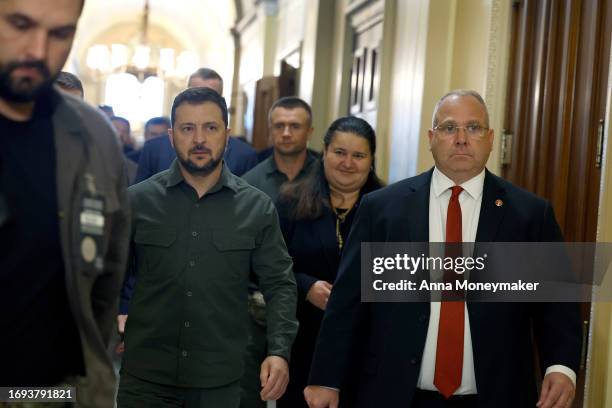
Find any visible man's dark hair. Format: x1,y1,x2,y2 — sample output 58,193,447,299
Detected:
55,71,83,95
171,87,228,128
110,116,131,131
188,68,224,93
98,105,114,116
145,116,171,131
268,96,313,127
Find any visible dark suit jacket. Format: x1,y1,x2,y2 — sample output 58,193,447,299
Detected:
278,202,356,407
226,136,258,176
134,135,175,184
308,169,582,408
134,136,258,184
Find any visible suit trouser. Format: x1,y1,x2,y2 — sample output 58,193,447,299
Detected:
117,371,240,408
239,315,267,408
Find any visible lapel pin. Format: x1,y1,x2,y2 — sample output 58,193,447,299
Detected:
495,199,503,207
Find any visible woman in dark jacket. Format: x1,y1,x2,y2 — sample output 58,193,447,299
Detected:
277,116,384,408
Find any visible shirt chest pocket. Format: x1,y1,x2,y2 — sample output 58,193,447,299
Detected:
134,228,178,282
208,231,256,281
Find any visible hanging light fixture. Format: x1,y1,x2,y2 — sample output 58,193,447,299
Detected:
86,0,199,82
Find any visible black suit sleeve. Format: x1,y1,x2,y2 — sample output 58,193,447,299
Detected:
308,194,371,388
276,198,320,299
533,202,582,374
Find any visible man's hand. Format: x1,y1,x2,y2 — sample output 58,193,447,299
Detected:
116,314,128,354
537,372,575,408
118,314,128,334
304,386,339,408
259,356,289,401
306,281,332,310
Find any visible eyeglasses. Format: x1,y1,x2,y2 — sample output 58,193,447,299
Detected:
433,123,489,138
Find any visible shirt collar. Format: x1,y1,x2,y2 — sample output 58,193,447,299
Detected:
432,167,485,200
266,149,317,176
165,159,239,193
264,155,279,175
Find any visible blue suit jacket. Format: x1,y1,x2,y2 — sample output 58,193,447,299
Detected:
225,137,258,176
134,136,258,184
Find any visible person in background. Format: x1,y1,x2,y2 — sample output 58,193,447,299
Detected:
243,97,318,202
110,116,136,157
143,115,171,142
110,115,138,182
133,116,174,183
276,116,384,407
55,71,83,99
98,104,114,118
240,96,319,408
0,0,130,406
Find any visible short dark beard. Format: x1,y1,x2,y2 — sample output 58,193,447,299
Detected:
176,142,225,177
0,60,53,103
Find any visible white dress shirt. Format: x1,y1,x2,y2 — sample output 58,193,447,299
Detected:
416,167,575,395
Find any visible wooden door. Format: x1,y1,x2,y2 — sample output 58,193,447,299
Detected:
251,77,280,151
348,6,383,129
502,0,612,405
250,61,299,152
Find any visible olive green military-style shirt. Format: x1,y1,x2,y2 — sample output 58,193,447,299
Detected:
122,160,298,388
242,150,319,202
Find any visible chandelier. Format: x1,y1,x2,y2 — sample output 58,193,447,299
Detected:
85,0,198,82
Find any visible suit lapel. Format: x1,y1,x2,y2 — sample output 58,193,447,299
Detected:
392,171,433,338
475,170,507,242
404,170,432,242
469,170,507,340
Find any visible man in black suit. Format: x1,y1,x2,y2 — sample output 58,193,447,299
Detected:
304,90,581,408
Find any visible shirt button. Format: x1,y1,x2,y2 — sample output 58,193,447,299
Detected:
192,231,198,237
194,203,200,208
410,358,417,365
185,321,190,328
186,291,193,297
182,350,188,357
189,260,195,267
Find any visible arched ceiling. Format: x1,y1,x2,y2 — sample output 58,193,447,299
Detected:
68,0,238,77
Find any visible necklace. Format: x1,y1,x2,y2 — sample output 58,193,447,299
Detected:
333,207,352,251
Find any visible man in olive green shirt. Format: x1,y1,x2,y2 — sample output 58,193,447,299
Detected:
243,96,318,203
241,97,318,408
118,87,298,407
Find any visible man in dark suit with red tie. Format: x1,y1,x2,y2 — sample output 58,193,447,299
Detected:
304,90,581,408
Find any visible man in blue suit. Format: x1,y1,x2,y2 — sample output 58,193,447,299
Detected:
304,90,581,408
134,68,257,184
133,117,172,183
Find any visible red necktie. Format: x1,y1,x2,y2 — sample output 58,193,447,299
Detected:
434,185,464,398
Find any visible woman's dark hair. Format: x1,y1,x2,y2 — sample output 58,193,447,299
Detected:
279,116,384,220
